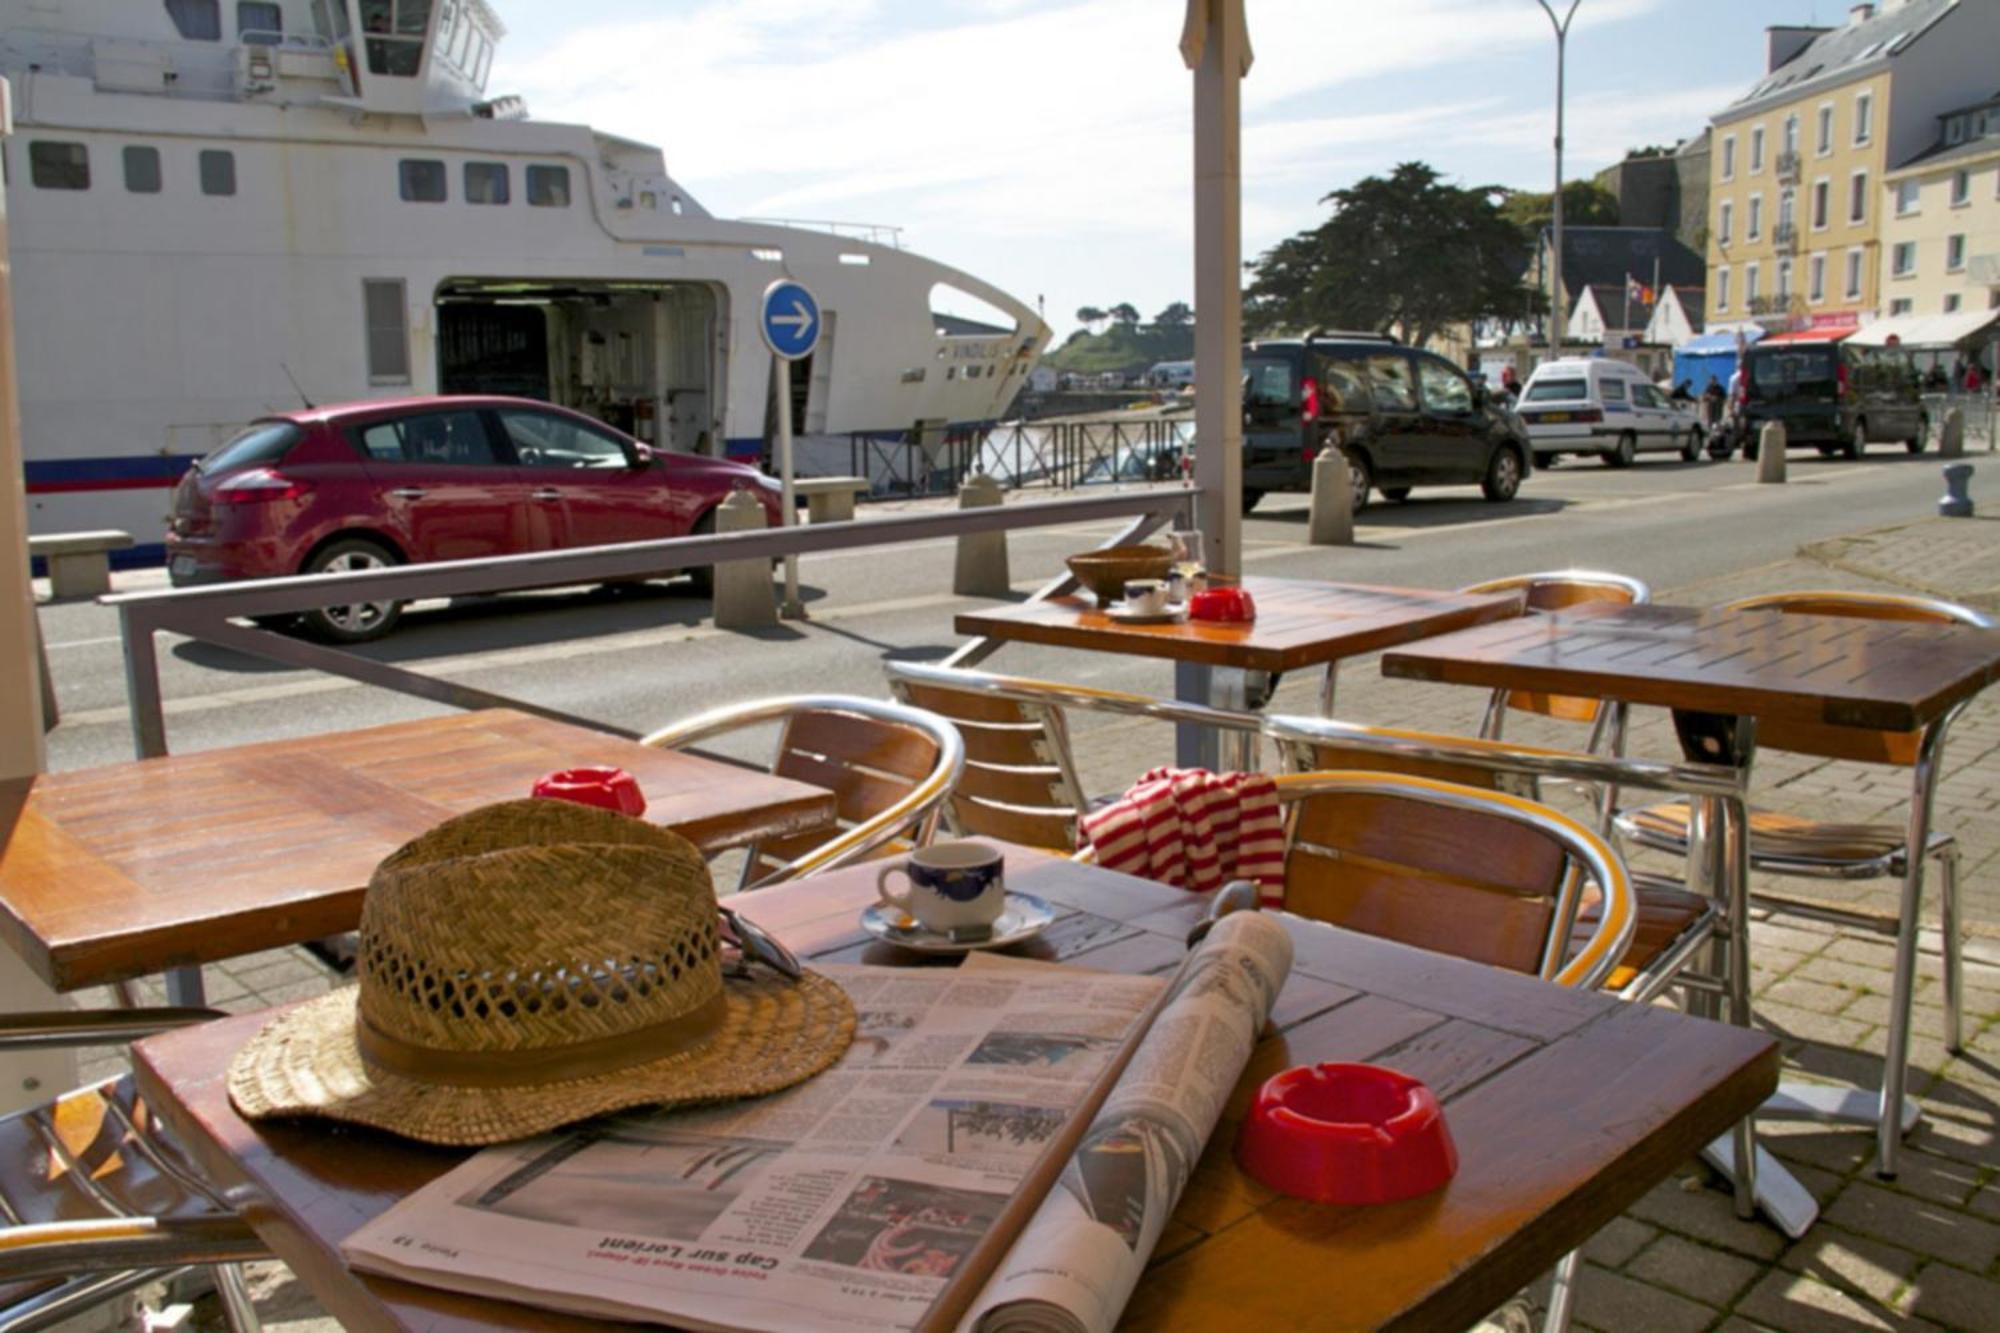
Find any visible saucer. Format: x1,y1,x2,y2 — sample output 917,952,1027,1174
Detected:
860,891,1057,954
1106,603,1188,625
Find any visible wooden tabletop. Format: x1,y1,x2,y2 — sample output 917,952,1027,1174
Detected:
1382,603,2000,733
133,845,1776,1333
0,710,835,991
953,577,1526,675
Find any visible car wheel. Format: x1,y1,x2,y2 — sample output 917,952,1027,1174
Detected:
1379,486,1412,502
1602,433,1637,468
1482,446,1524,502
1845,418,1866,460
685,509,718,597
1680,429,1701,462
1343,450,1372,513
1533,452,1556,469
1241,488,1264,514
1906,416,1929,454
299,537,403,643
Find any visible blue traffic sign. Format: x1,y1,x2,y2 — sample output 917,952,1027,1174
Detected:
760,280,820,361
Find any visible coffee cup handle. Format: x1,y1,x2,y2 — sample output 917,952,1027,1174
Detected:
877,863,916,915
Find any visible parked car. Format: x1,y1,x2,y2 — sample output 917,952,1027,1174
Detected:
1515,358,1704,467
1238,334,1531,512
166,396,785,641
1739,340,1926,460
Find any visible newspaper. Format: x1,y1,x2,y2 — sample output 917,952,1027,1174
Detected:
961,911,1294,1333
343,955,1168,1331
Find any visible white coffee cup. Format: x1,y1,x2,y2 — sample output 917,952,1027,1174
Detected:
877,841,1006,936
1123,579,1168,615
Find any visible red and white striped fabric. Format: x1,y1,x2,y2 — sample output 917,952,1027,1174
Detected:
1079,767,1286,905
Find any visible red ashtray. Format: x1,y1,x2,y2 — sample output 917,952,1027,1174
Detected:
1236,1063,1456,1205
531,767,647,818
1189,586,1256,623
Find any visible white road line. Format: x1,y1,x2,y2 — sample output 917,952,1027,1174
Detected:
45,635,124,650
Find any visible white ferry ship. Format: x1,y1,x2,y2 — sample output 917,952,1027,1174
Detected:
0,0,1047,563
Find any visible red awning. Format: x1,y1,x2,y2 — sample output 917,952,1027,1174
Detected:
1758,327,1855,345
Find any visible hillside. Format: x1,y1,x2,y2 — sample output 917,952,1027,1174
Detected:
1043,323,1195,375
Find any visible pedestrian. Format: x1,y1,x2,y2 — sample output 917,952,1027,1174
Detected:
1500,364,1520,398
1701,375,1724,428
1671,379,1693,403
1968,361,1988,394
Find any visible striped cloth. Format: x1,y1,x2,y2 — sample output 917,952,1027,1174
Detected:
1079,767,1286,904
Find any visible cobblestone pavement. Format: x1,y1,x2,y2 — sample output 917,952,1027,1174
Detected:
129,519,2000,1332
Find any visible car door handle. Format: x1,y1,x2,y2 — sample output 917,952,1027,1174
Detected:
530,488,562,502
388,487,426,500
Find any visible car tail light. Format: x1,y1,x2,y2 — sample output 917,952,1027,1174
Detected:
1836,362,1849,400
213,468,308,504
1575,409,1604,424
1301,376,1320,423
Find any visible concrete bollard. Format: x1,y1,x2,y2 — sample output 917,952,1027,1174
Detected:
1308,450,1355,546
954,473,1011,597
1940,407,1965,459
1940,463,1974,518
711,490,777,630
1757,423,1787,483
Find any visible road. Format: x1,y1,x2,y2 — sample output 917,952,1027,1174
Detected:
36,447,1963,773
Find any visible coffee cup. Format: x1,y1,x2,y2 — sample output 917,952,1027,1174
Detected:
877,842,1006,937
1123,579,1168,615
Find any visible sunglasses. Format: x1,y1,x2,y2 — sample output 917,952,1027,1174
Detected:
718,906,802,982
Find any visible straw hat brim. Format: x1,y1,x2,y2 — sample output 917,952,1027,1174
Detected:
227,968,855,1147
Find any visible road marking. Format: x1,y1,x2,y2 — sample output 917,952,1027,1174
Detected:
45,635,124,650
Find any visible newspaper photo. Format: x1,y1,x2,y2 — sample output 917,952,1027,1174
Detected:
343,955,1172,1332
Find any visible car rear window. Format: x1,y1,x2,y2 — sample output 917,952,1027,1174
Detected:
197,421,303,475
1523,378,1587,402
1747,348,1837,397
1245,357,1296,406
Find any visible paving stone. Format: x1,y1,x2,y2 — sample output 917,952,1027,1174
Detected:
1776,1222,1921,1304
1759,1117,1875,1175
1876,1146,1985,1208
1580,1214,1657,1269
1737,1269,1935,1333
1570,1263,1715,1333
1792,954,1896,994
1822,1180,2000,1273
1765,977,1862,1016
1756,922,1844,957
1821,936,1900,969
1969,1181,2000,1222
1904,1262,2000,1332
1755,999,1875,1049
1626,1232,1763,1307
1627,1173,1788,1261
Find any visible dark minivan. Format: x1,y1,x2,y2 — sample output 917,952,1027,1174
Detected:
1239,334,1531,512
1740,340,1927,459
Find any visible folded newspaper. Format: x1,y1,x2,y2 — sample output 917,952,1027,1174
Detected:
343,912,1294,1332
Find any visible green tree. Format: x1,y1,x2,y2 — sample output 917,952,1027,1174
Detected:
1497,179,1621,234
1152,300,1194,328
1244,162,1540,348
1075,305,1107,330
1108,302,1142,327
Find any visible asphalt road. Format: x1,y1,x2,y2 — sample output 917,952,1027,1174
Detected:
36,447,1965,773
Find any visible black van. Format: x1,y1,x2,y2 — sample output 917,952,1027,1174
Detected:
1239,335,1532,512
1740,340,1927,459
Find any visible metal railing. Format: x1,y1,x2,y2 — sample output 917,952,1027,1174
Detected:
843,418,1194,498
102,488,1199,759
1921,392,1998,449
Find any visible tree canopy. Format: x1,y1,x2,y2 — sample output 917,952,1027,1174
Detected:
1244,162,1540,348
1153,301,1194,327
1496,178,1621,234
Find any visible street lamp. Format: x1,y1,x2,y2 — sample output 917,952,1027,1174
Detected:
1537,0,1580,364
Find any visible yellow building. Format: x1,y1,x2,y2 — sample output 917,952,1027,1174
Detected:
1880,92,2000,320
1703,1,2000,334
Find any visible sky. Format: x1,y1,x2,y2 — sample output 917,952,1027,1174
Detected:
490,0,1845,342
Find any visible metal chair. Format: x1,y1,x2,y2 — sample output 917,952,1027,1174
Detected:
0,1010,268,1332
1613,590,1992,1171
642,694,965,889
883,661,1264,854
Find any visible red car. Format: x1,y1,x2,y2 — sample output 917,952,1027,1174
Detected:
166,396,785,641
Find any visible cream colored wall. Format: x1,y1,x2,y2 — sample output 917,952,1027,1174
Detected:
1707,71,1891,325
1880,146,2000,318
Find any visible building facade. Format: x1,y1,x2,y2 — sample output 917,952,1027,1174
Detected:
1880,92,2000,318
1703,0,2000,333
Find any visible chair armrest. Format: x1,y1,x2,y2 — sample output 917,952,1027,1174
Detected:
0,1008,227,1052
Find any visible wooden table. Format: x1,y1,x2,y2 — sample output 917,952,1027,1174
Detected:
133,845,1777,1333
0,709,834,996
1382,602,2000,1194
955,577,1524,767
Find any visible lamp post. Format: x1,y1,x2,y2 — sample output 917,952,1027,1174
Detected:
1537,0,1580,364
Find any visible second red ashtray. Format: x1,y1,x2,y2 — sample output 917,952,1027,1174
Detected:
1236,1062,1457,1205
531,766,647,818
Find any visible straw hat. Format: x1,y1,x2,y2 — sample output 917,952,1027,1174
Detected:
227,799,854,1146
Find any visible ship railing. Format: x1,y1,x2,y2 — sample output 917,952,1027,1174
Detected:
841,417,1195,498
100,487,1199,759
738,218,906,249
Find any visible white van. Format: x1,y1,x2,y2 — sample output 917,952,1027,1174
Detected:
1516,358,1702,467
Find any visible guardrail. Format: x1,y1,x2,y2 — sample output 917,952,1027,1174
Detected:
1921,393,1997,449
845,418,1193,498
102,487,1200,760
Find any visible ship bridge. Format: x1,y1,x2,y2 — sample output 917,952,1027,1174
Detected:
315,0,507,117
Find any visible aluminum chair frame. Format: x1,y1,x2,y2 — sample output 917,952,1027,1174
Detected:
642,694,965,890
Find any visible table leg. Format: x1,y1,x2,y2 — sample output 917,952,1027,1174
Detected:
1318,661,1339,717
1875,721,1947,1180
164,966,206,1008
1173,663,1262,771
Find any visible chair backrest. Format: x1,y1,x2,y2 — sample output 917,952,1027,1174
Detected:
1723,591,1995,766
642,695,965,888
1461,570,1650,725
884,663,1085,854
1274,771,1634,990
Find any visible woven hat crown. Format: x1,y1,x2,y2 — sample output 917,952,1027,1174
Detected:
356,800,721,1059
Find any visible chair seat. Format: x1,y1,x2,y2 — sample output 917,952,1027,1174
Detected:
1619,801,1914,868
1574,883,1712,993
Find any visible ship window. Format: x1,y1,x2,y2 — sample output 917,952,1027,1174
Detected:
526,165,570,207
464,162,508,205
237,2,281,42
29,142,90,191
399,159,446,203
123,146,162,194
363,280,411,384
165,0,222,41
360,1,427,76
199,150,236,197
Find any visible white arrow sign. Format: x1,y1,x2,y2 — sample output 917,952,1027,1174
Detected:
770,300,815,341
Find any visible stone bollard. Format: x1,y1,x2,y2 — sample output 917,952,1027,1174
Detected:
954,472,1011,597
1308,449,1355,546
1940,407,1965,459
711,490,777,629
1940,463,1974,518
1757,422,1787,483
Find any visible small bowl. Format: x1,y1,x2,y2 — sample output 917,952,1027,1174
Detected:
531,766,647,818
1190,586,1256,623
1066,545,1174,606
1236,1063,1457,1205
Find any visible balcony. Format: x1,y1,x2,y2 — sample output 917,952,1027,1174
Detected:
1776,150,1801,184
1773,224,1799,256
